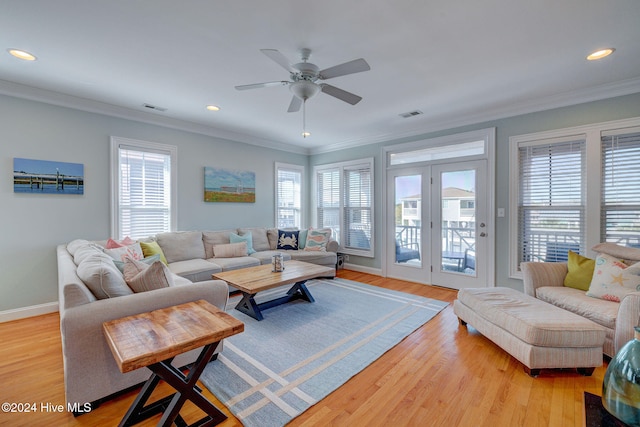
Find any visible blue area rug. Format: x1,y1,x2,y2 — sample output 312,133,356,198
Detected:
199,278,448,427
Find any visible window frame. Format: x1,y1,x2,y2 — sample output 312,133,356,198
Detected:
110,136,177,239
274,162,304,229
313,157,375,258
508,116,640,279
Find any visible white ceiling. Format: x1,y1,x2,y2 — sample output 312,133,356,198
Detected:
1,1,640,154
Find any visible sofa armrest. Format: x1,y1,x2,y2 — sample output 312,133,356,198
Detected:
327,239,339,253
615,292,640,353
60,280,229,404
520,262,568,297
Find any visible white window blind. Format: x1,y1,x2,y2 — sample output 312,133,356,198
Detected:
518,138,585,263
601,128,640,246
111,137,176,239
344,166,372,251
275,163,303,228
315,158,374,257
316,168,340,239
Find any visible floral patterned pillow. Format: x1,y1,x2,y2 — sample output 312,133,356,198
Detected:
586,253,640,302
103,242,144,262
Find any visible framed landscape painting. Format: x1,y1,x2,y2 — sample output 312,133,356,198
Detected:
13,157,84,195
204,167,255,203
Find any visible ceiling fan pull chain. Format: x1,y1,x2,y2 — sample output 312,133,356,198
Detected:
302,100,307,138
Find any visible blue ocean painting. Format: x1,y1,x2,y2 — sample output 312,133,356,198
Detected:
14,158,84,195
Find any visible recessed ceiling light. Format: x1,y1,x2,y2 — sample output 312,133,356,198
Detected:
586,48,615,61
206,105,220,111
7,48,37,61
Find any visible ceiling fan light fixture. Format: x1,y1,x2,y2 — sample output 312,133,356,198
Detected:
8,48,37,61
290,80,320,101
586,48,615,61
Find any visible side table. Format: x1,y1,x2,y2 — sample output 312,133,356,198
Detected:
103,300,244,427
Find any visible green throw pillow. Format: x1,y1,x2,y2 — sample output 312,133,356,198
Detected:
139,241,168,265
563,250,595,291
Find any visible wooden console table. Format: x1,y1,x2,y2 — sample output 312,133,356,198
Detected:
103,300,244,427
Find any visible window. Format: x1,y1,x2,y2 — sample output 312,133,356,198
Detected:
601,128,640,246
275,163,303,228
509,117,640,278
516,137,586,264
314,158,374,257
110,137,177,239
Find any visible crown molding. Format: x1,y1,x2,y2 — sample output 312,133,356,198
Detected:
2,77,639,158
309,77,640,155
0,79,310,155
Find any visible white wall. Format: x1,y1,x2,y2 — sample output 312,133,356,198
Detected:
0,94,307,314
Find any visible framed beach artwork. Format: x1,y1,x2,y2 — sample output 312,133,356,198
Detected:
204,166,255,203
13,157,84,195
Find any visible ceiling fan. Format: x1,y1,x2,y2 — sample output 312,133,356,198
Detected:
235,48,370,113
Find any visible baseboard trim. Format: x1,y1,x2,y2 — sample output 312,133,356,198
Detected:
0,301,59,323
343,263,383,276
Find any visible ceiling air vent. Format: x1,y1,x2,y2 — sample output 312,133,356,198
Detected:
399,110,423,118
142,103,167,112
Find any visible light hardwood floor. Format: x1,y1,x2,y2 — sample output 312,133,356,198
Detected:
0,270,606,426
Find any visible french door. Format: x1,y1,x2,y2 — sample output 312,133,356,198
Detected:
386,160,488,289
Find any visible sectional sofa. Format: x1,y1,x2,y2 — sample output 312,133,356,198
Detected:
57,227,337,408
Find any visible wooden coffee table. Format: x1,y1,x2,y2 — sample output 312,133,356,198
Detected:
212,260,334,321
103,300,244,427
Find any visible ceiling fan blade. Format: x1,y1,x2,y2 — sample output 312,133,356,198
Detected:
320,83,362,105
319,58,370,80
287,96,302,113
235,81,289,91
260,49,296,73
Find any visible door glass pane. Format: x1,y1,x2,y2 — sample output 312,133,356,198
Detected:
441,170,476,275
394,175,421,265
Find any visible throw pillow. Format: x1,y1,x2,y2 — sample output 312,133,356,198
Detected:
105,236,135,249
304,228,332,252
277,229,299,250
230,232,255,254
113,254,161,273
104,242,144,262
563,251,596,291
299,229,308,249
213,242,248,258
77,253,133,299
123,257,174,293
139,240,168,265
586,253,640,302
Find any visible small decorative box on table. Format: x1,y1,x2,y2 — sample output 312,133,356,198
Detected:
102,300,244,427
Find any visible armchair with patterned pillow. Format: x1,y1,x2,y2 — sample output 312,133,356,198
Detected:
521,243,640,358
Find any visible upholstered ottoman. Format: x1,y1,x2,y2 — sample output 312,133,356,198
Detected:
453,287,605,377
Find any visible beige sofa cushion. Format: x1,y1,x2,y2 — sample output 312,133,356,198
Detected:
238,227,270,252
167,259,222,283
203,230,234,259
536,286,619,330
76,253,133,299
592,242,640,262
69,240,105,265
208,256,260,271
156,231,205,263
